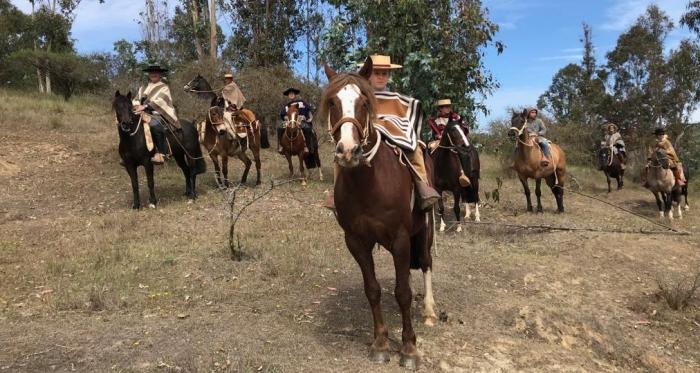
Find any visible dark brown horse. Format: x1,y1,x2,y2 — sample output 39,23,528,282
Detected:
597,146,624,193
200,97,266,186
279,104,322,185
432,121,481,231
321,59,436,370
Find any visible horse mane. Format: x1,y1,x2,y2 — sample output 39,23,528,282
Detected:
319,72,377,123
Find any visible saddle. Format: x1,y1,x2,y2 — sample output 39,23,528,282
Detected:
224,108,258,139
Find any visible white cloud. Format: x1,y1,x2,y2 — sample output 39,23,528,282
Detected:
476,86,546,129
601,0,690,31
536,54,583,61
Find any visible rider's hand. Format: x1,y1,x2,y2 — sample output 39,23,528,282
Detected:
134,105,145,113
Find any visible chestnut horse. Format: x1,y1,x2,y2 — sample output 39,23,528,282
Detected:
432,121,481,231
200,97,267,186
280,104,322,185
509,110,567,213
321,59,436,370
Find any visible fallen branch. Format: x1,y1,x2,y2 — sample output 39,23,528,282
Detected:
445,220,690,236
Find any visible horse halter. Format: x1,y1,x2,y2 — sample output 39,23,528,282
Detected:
329,115,371,146
509,119,534,147
208,106,224,126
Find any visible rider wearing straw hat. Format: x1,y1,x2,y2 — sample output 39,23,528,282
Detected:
643,127,686,186
428,98,472,187
133,63,179,165
601,122,626,169
325,54,440,210
221,72,246,111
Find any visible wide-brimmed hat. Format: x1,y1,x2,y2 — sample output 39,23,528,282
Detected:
357,54,403,69
606,123,618,131
654,127,666,135
437,99,452,107
142,64,169,74
283,87,300,96
223,73,234,79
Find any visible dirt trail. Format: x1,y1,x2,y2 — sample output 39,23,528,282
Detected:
0,91,698,372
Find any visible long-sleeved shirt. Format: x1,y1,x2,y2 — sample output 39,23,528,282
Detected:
428,112,469,140
526,118,546,137
280,99,313,124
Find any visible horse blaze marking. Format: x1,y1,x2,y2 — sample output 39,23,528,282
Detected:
336,84,361,152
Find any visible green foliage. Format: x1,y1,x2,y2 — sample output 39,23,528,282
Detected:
319,0,502,129
681,1,700,37
221,0,302,69
170,1,224,63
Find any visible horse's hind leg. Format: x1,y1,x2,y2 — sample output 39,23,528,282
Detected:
145,162,157,208
605,172,611,193
345,235,390,363
437,194,446,232
238,152,252,185
221,155,230,188
683,186,689,211
618,169,624,189
653,192,664,219
126,164,141,209
546,174,565,213
519,176,533,212
316,152,323,181
535,178,543,213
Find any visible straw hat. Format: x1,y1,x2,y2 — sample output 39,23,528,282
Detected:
223,73,234,79
437,99,452,107
357,54,403,69
606,123,618,131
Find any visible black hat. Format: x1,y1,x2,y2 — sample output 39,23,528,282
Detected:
653,127,666,135
283,87,300,96
142,64,169,74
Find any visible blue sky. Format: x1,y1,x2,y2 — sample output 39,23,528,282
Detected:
11,0,697,126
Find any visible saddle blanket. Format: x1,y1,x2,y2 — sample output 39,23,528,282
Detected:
373,91,423,152
141,114,155,152
223,108,257,139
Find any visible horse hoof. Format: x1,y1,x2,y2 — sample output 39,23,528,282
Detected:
187,199,194,205
424,315,437,326
368,349,390,363
684,205,690,211
132,205,140,210
399,355,419,370
456,225,462,233
439,226,445,233
302,180,307,186
527,207,533,213
148,203,156,209
475,217,481,223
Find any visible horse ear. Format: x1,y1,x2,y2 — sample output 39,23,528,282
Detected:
210,97,218,107
358,57,373,79
126,91,132,101
323,63,337,80
521,109,528,117
115,90,121,97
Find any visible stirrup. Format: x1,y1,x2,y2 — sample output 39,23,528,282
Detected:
151,153,165,165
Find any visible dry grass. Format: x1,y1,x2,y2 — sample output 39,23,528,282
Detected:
1,89,700,371
657,268,700,310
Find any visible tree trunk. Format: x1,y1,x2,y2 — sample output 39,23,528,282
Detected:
209,0,217,63
190,0,205,61
45,73,52,94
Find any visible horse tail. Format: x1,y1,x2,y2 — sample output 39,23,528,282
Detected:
304,152,317,169
410,211,434,271
259,121,270,149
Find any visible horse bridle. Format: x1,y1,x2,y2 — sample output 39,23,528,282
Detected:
509,119,535,147
328,115,371,146
208,106,224,126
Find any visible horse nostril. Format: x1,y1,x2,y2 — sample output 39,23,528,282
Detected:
218,130,226,135
336,143,345,154
352,145,361,156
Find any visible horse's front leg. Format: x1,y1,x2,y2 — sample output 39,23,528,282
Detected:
252,147,262,186
453,191,462,232
125,163,141,209
238,151,252,185
345,234,390,364
519,176,533,212
221,154,230,188
210,153,224,188
653,192,664,219
298,153,307,186
535,178,543,213
285,153,294,178
618,169,624,189
144,162,157,208
605,171,612,193
391,232,419,370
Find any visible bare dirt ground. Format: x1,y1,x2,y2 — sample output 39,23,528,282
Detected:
1,90,699,372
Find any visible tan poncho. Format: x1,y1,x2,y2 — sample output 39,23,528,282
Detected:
133,82,180,128
222,81,246,109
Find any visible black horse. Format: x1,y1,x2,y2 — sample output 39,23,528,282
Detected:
597,146,624,192
183,74,218,102
432,122,481,231
113,91,206,209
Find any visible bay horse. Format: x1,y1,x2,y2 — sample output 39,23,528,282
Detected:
431,121,481,232
645,149,682,219
280,103,322,185
203,97,267,186
509,110,567,213
597,146,624,193
112,91,206,209
321,59,436,370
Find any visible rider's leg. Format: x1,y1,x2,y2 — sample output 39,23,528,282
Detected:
539,138,551,166
149,116,169,164
457,148,471,187
406,148,440,211
673,164,687,186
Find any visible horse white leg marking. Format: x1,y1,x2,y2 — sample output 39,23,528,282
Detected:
456,225,462,233
677,204,683,220
474,203,481,222
148,203,156,209
464,203,471,220
659,211,664,220
439,217,446,232
423,269,437,326
319,167,324,181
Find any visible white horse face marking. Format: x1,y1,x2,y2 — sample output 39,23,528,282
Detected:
335,84,362,167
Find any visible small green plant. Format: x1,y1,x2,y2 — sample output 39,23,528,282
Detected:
50,117,63,129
